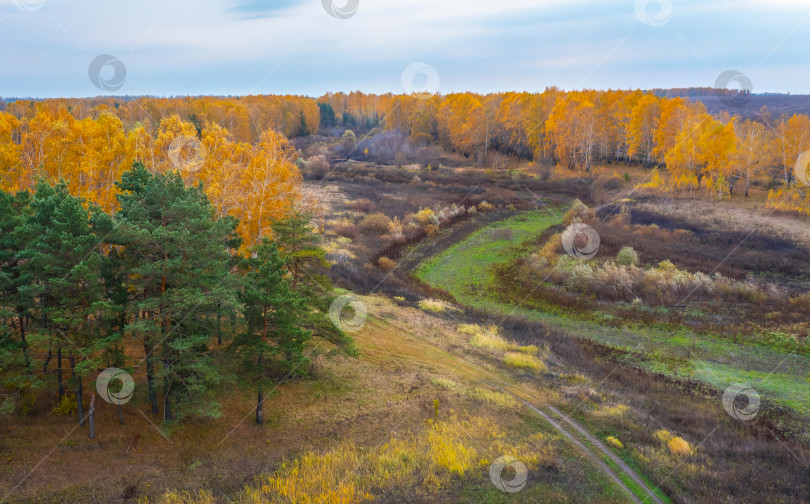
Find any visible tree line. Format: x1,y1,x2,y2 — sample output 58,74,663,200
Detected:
2,90,809,216
0,163,339,425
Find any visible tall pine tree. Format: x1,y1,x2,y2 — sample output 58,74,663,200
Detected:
236,239,310,424
113,162,241,422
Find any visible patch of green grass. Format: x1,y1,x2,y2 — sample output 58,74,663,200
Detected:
416,211,565,300
415,210,810,416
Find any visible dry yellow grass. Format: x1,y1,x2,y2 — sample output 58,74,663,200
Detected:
417,298,456,313
503,352,546,373
467,387,520,409
147,415,546,504
461,324,539,355
138,491,216,504
667,437,693,457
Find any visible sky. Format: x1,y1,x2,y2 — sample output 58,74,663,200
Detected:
1,0,809,98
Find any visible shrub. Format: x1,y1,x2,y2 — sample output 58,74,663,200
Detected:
416,208,438,225
348,198,375,213
616,246,639,266
477,201,495,213
606,436,624,449
667,436,693,456
52,394,77,416
358,213,392,234
305,154,330,180
503,352,545,373
333,223,358,239
378,257,396,272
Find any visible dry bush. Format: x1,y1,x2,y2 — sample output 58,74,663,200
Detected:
358,213,392,234
333,223,358,239
415,208,438,225
305,154,330,180
667,436,693,457
594,173,623,191
477,201,495,213
378,256,396,272
348,198,375,213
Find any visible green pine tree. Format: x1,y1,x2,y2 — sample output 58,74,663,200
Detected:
18,180,105,426
113,162,241,422
235,239,310,424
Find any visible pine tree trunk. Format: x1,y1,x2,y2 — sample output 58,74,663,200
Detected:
163,357,173,422
18,310,30,372
42,347,52,374
57,347,64,399
144,339,158,414
256,353,263,425
71,354,85,426
88,394,95,439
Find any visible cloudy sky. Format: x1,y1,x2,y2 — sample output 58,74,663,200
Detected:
1,0,808,98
